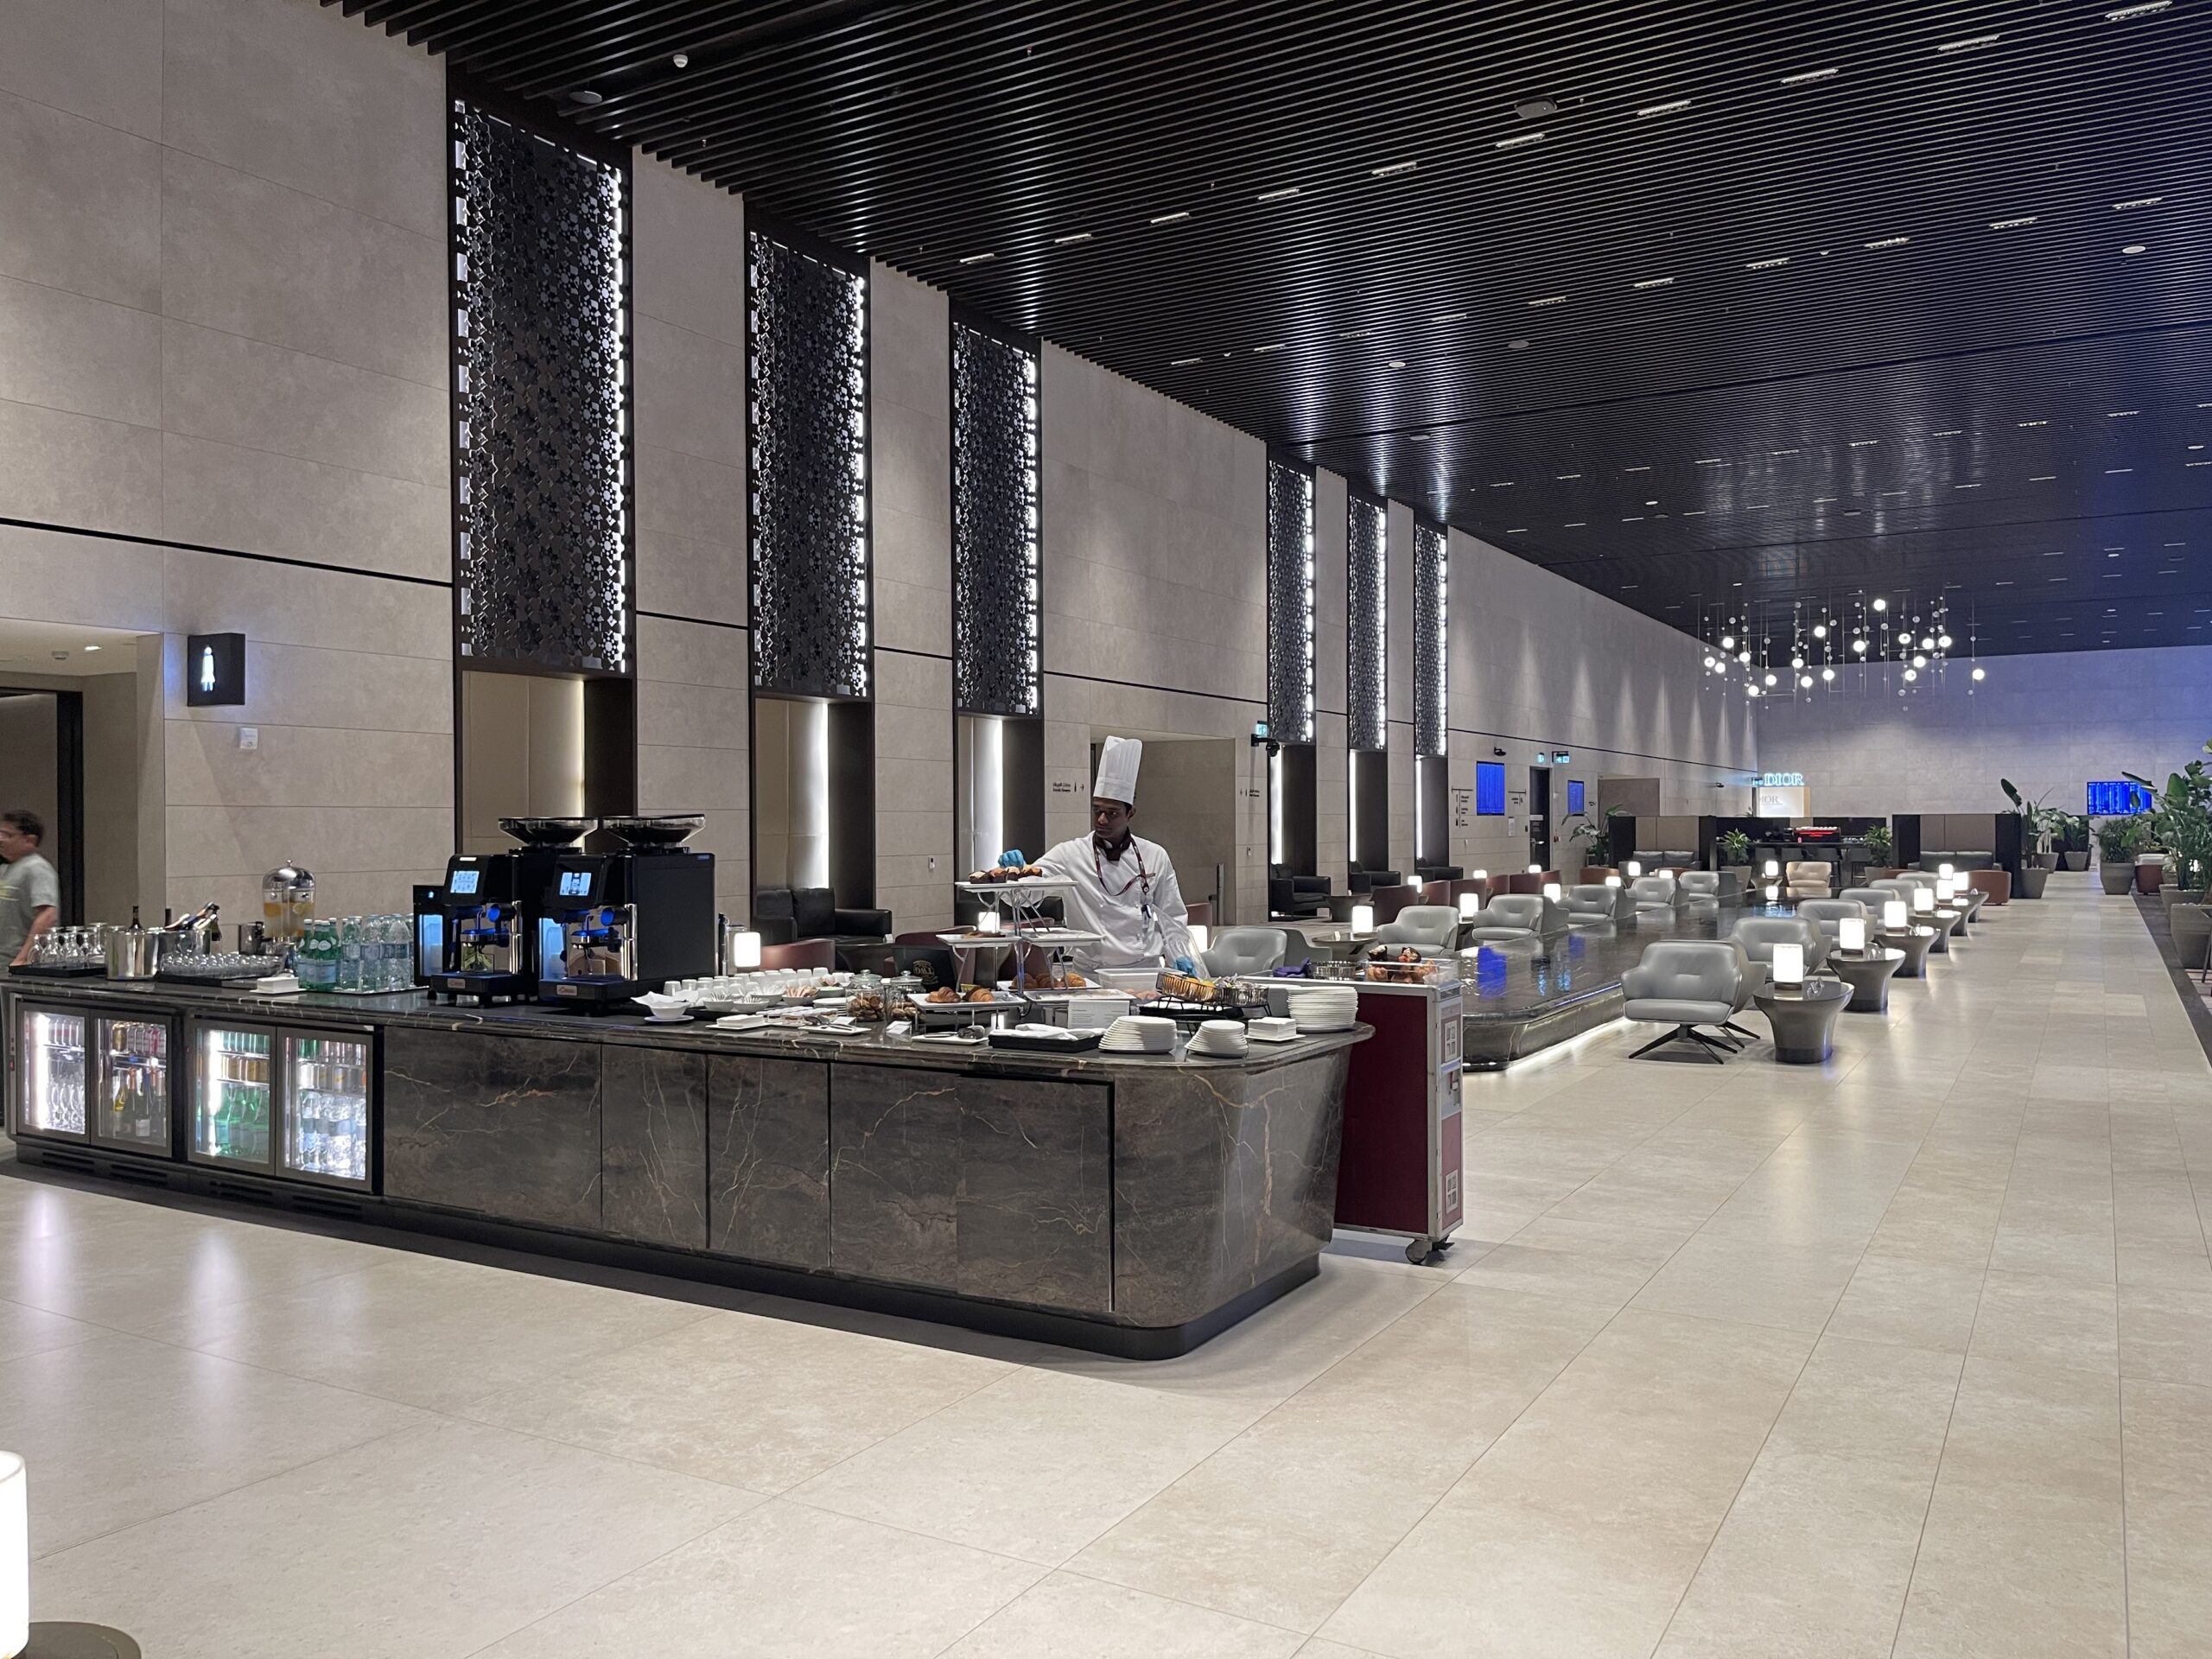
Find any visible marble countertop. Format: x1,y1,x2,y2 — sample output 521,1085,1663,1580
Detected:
0,972,1364,1079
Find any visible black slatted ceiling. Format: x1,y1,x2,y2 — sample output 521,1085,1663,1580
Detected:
342,0,2212,656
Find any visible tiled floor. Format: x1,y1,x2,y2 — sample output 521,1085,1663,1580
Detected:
6,873,2211,1656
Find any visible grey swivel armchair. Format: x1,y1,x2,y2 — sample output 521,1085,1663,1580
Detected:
1564,883,1628,924
1732,913,1832,981
1203,927,1288,977
1363,905,1461,958
1628,874,1679,912
1675,870,1740,905
1462,893,1563,943
1796,898,1868,945
1620,941,1747,1062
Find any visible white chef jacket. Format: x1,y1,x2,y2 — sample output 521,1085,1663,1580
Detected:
1035,833,1198,973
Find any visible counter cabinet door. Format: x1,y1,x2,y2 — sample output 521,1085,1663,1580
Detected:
279,1027,376,1191
188,1020,278,1172
12,1001,92,1141
91,1014,176,1157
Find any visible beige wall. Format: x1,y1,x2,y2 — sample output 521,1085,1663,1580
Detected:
0,0,452,922
0,695,61,902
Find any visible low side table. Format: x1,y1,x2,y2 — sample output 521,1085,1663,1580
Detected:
1754,979,1852,1063
1880,925,1939,979
1308,929,1376,963
1922,909,1961,954
1826,948,1904,1012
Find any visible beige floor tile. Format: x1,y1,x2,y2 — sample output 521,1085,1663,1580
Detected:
1655,1337,1961,1658
30,1417,760,1659
455,1305,1012,1492
1452,1239,1672,1312
141,1249,721,1412
1967,1268,2118,1376
946,1572,1302,1657
2120,1377,2212,1659
0,1294,101,1363
1069,1287,1613,1630
1630,1235,1864,1332
1893,1358,2126,1659
1316,1312,1812,1659
0,1330,428,1556
1827,1254,1986,1354
792,1367,1261,1565
2120,1281,2212,1387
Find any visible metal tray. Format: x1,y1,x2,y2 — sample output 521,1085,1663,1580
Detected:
8,961,107,978
912,995,1031,1028
987,1027,1104,1053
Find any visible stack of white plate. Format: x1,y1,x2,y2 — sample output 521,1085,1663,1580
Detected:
1101,1015,1177,1054
1185,1019,1249,1058
1281,985,1360,1032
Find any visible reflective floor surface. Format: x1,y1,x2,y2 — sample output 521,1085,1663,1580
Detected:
4,872,2209,1656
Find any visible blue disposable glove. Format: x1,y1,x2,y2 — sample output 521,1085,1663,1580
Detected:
997,849,1027,868
1172,955,1198,975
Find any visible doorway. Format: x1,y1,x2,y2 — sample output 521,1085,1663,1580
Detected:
1528,766,1551,869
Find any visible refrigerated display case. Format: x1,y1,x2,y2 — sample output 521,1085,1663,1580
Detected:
9,1000,175,1154
187,1015,374,1191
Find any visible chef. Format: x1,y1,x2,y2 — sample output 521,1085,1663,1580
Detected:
1035,736,1200,976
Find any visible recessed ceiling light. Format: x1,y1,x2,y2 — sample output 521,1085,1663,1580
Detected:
1636,99,1693,118
2190,461,2212,467
1433,312,1469,323
1408,431,1432,442
957,251,995,264
82,644,100,652
2121,244,2150,256
1935,34,2001,52
2031,474,2057,480
1779,68,1839,86
1256,186,1302,202
1555,473,1582,480
2018,419,2047,427
1878,488,1909,495
1052,232,1092,245
1504,527,1529,533
1955,482,1983,489
2105,467,2134,474
1507,338,1531,351
1489,480,1516,487
1682,509,1706,516
1623,465,1652,472
1695,457,1730,465
1149,211,1192,225
1562,520,1586,526
568,88,605,105
2107,1,2171,19
1251,341,1284,353
2108,409,2139,416
1850,439,1879,447
1168,356,1202,366
1745,256,1791,270
1514,97,1559,119
1813,496,1839,503
1931,429,1963,436
1988,216,2039,229
1622,515,1645,522
1632,276,1675,289
1338,327,1373,340
1371,161,1420,177
1497,131,1547,149
1864,236,1911,250
1527,296,1567,307
1387,359,1408,368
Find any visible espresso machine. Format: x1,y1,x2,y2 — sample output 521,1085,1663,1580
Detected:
425,817,591,1003
538,816,716,1010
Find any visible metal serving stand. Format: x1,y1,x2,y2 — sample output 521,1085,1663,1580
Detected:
945,877,1100,990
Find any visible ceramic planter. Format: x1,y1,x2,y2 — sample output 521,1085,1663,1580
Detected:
2060,851,2088,871
2100,862,2139,895
2016,863,2050,899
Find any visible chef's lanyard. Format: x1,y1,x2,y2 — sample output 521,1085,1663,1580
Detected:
1094,838,1154,921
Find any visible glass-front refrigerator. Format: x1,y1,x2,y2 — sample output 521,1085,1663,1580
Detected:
281,1031,372,1188
190,1020,275,1171
187,1016,374,1192
9,1001,175,1154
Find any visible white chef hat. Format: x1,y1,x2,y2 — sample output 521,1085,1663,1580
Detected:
1093,736,1143,804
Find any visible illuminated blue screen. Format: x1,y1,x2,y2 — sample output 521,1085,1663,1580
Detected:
557,870,593,898
447,869,479,896
1476,762,1506,816
2087,780,2150,816
1567,779,1586,816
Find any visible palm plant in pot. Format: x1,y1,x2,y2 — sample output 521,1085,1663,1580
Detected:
2094,814,2145,895
1999,779,2056,897
2127,759,2212,913
2055,812,2092,872
1863,823,1893,871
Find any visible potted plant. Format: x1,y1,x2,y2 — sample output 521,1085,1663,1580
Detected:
2128,759,2212,912
2000,779,2055,897
2056,812,2091,872
1716,828,1752,868
1863,823,1893,870
2095,815,2145,895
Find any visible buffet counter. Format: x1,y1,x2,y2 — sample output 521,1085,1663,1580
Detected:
0,975,1363,1357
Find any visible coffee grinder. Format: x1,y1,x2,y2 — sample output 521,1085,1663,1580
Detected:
425,817,590,1003
539,815,716,1010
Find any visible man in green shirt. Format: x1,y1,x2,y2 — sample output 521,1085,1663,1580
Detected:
0,809,60,967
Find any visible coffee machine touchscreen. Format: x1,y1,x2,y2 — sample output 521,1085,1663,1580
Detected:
447,868,479,896
557,870,594,899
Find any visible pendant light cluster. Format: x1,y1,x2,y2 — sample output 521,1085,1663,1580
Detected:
1699,593,1988,701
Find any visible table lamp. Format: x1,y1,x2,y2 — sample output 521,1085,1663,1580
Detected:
1351,902,1376,934
1839,916,1867,954
1764,858,1781,879
1884,899,1909,931
1527,863,1542,874
1771,941,1805,988
1936,874,1956,902
1188,924,1210,954
1469,868,1488,881
1911,887,1935,913
1,1451,22,1659
977,908,1003,934
1605,874,1622,888
728,928,762,970
1625,860,1643,878
1938,861,1955,880
1458,892,1482,918
1542,881,1561,901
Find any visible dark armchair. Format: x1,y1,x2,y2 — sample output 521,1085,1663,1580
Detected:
752,886,893,949
1268,866,1332,918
